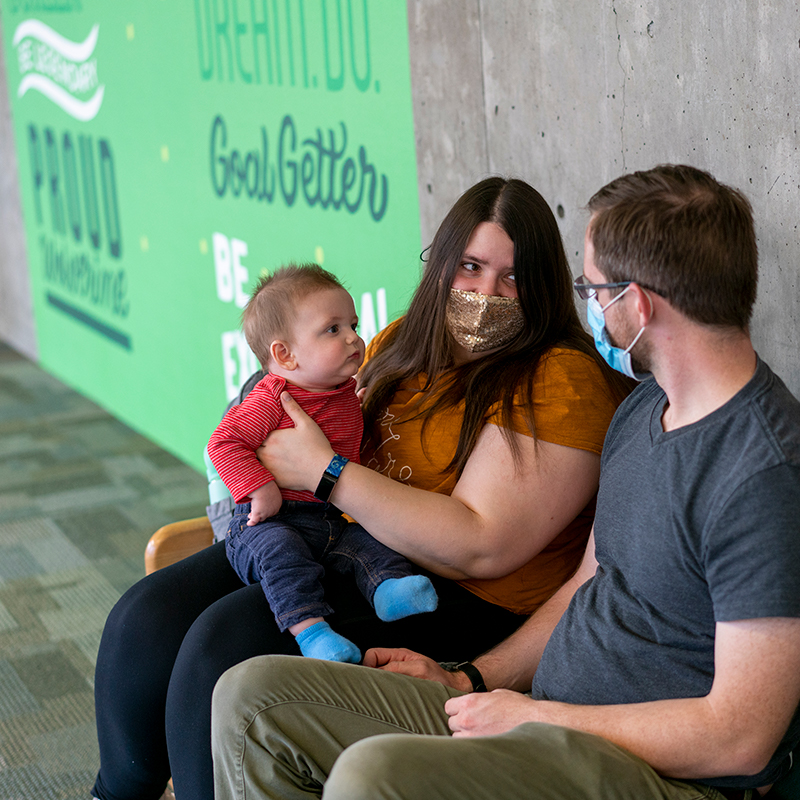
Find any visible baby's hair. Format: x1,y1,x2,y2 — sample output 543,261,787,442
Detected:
242,263,345,368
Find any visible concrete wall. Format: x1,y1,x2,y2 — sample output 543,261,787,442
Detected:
1,2,798,392
407,0,800,396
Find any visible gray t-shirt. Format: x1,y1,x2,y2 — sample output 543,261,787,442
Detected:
532,357,800,789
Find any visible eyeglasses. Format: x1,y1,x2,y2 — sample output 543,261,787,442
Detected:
573,275,633,300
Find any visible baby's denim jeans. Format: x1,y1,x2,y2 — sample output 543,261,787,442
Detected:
226,500,418,631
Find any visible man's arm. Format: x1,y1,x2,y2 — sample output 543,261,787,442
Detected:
468,532,598,691
363,532,599,692
447,616,800,781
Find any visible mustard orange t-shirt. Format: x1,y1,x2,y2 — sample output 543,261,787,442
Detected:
360,322,622,614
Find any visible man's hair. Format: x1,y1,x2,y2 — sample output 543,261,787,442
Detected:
587,164,758,329
242,263,344,367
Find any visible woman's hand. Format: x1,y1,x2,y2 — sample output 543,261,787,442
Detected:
255,392,334,492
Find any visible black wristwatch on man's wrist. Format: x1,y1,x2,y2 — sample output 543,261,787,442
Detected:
440,661,487,693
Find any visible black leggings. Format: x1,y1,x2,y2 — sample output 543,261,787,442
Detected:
91,541,524,800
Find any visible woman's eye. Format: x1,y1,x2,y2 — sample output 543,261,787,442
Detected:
505,273,516,284
461,262,479,273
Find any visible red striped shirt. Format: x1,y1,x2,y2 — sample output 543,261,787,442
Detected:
208,374,362,504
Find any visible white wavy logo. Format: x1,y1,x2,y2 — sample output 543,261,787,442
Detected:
12,19,104,121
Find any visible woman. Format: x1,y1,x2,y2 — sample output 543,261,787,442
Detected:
91,177,630,800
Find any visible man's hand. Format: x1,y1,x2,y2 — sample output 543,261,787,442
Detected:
362,648,472,692
445,690,538,737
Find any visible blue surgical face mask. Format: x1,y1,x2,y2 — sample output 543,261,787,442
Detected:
586,286,649,381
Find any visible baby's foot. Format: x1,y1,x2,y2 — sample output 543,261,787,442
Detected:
374,575,438,622
295,620,361,663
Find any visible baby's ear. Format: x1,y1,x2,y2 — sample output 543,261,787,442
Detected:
269,340,296,370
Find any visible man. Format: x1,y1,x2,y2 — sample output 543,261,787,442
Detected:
211,165,800,800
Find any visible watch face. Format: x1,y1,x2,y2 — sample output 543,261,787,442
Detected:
313,473,337,502
314,455,348,502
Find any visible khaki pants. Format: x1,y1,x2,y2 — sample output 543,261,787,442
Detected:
211,655,746,800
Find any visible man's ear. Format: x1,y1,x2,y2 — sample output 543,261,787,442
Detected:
270,340,297,370
630,284,655,327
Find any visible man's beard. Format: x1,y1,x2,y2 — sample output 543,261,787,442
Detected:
607,317,652,374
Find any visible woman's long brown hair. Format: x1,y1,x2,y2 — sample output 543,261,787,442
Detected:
359,177,632,476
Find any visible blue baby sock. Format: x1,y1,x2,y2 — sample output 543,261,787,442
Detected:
373,575,439,622
294,621,361,663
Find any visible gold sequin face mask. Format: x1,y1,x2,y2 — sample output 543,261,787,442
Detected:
445,288,525,353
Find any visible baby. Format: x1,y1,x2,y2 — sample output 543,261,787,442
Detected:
207,264,437,663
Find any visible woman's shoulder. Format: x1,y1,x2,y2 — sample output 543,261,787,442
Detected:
529,345,613,394
537,344,605,370
500,345,623,453
363,317,404,363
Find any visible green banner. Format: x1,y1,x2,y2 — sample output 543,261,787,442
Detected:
2,0,421,472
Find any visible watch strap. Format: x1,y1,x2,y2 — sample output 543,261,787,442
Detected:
456,661,487,693
313,454,349,502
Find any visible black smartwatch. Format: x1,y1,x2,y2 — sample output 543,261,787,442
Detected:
313,454,349,502
440,660,487,693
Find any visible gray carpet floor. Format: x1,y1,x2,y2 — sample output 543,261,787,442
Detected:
0,341,210,799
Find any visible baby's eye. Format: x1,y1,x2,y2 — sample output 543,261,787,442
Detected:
326,324,339,334
351,322,359,331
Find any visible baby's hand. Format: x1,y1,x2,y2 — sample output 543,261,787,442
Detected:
247,482,282,525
